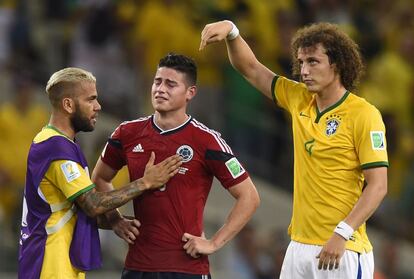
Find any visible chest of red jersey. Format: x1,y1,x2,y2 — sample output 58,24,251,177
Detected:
122,123,210,182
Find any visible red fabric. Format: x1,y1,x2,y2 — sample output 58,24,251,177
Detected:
101,116,249,274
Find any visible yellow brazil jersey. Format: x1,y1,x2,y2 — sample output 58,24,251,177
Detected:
34,127,95,278
272,76,388,253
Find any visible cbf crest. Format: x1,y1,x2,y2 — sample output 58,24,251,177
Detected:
325,114,342,136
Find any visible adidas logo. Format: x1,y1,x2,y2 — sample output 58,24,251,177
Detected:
132,144,144,153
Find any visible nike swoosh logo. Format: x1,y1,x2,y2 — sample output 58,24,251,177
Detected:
300,112,310,118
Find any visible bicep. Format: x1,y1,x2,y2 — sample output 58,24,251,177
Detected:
228,177,259,201
362,167,388,191
91,158,119,191
74,187,99,217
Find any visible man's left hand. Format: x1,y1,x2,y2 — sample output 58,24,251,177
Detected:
316,233,347,270
182,232,217,258
112,215,140,245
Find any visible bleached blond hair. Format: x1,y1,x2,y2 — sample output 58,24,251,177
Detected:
45,67,96,107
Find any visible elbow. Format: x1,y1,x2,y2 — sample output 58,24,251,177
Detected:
76,190,107,218
83,208,100,218
234,59,259,80
80,205,104,218
251,190,261,212
380,183,388,200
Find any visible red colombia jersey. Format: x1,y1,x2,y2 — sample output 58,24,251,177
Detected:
101,115,249,274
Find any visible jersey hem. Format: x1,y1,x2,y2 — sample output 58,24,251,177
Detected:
271,75,279,105
100,155,124,171
124,265,210,275
361,161,389,169
68,183,95,202
223,173,249,189
290,236,372,254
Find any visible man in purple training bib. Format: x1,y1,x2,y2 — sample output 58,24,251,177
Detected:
18,67,182,279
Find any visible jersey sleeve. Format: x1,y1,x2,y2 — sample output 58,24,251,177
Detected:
101,125,127,170
271,75,309,113
203,133,249,189
354,106,389,169
45,160,95,202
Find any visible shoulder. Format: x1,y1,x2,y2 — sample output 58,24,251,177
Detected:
113,116,152,136
189,118,233,153
273,76,313,107
119,116,152,129
189,118,223,139
347,93,382,120
274,75,308,92
30,134,79,163
33,128,75,149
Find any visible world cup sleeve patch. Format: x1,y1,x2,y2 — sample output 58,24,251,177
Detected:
225,157,245,179
370,131,386,150
60,161,81,182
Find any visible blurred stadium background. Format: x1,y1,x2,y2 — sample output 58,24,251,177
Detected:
0,0,413,278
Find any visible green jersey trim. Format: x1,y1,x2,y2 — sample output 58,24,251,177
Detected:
361,161,389,169
315,91,350,123
271,75,279,105
45,125,73,141
68,183,95,202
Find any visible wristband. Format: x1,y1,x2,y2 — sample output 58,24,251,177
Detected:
225,20,239,40
334,221,354,241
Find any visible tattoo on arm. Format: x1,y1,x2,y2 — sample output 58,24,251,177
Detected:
76,181,144,217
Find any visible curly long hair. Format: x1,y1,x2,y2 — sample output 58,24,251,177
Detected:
291,23,364,91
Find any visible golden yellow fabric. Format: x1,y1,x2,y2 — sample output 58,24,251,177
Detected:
273,76,388,253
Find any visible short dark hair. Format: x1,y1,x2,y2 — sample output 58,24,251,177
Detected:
291,22,364,91
158,53,197,86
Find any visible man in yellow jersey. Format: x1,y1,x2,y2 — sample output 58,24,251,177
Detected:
199,21,388,278
18,67,182,279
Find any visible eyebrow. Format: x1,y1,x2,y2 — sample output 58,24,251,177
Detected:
154,77,178,85
297,54,321,61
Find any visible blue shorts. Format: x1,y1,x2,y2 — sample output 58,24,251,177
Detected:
121,269,212,279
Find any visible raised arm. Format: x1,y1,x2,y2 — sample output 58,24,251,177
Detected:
76,152,181,218
200,20,276,99
182,177,260,257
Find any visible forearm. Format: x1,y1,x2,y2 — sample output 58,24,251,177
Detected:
93,175,122,222
211,191,259,250
225,32,275,98
78,179,149,217
344,182,387,230
226,36,261,81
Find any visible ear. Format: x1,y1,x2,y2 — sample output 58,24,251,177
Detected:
185,86,197,102
62,97,75,114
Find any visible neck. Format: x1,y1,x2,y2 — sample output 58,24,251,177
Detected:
49,112,76,140
154,111,189,131
315,83,347,112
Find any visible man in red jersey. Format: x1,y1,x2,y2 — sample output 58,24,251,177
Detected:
92,53,260,279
